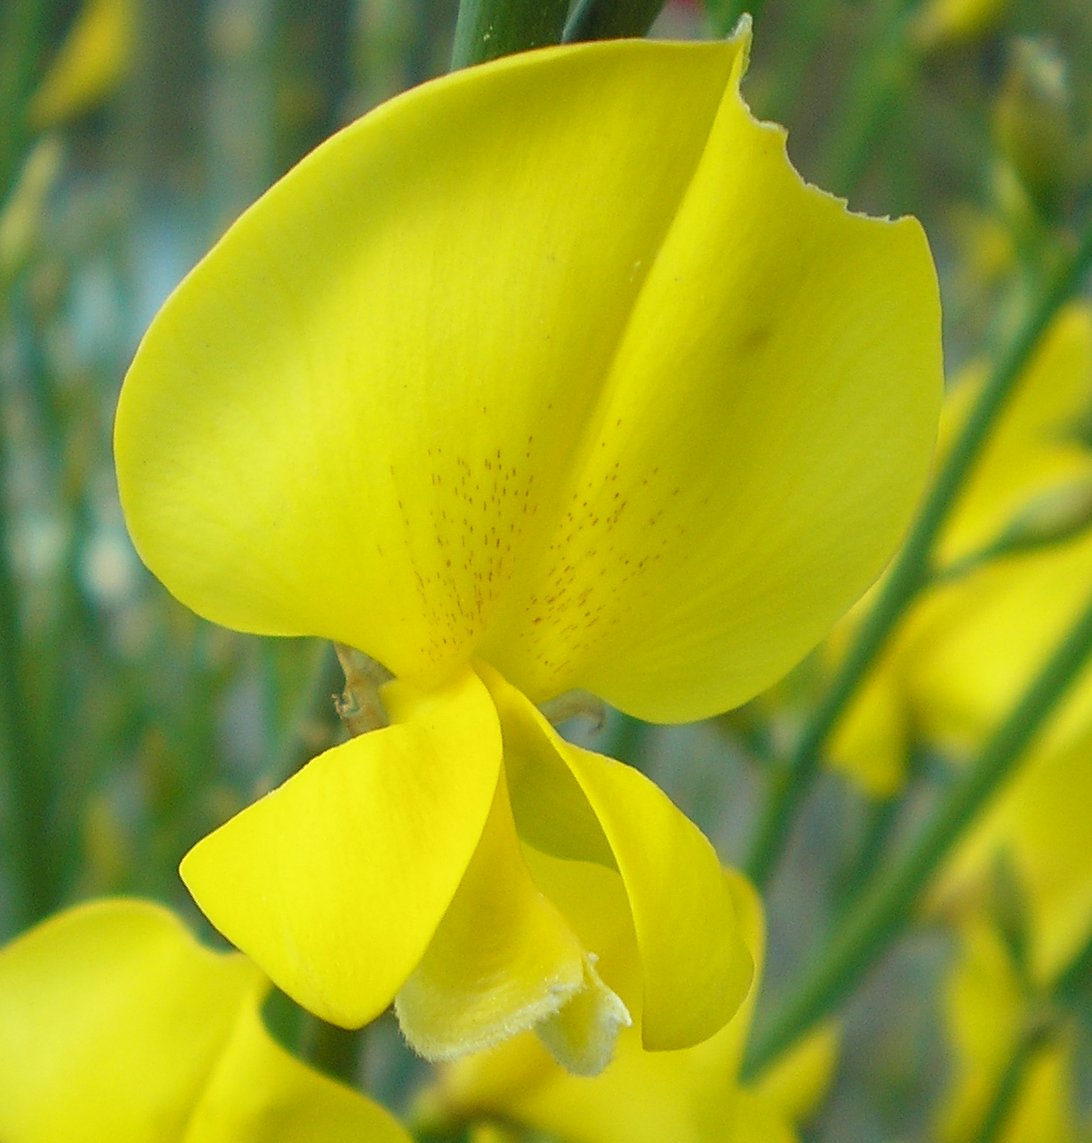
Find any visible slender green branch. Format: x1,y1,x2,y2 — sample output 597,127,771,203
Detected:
0,437,53,931
744,215,1092,889
563,0,666,42
0,0,50,203
450,0,569,70
972,924,1092,1143
270,641,344,784
760,0,841,126
742,585,1092,1080
832,782,906,921
933,479,1092,586
973,1017,1054,1143
705,0,767,38
1052,928,1092,1008
819,0,919,199
0,0,58,934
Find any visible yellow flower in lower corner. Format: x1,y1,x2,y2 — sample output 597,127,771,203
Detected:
0,899,408,1143
937,919,1082,1143
114,24,941,1067
414,864,837,1143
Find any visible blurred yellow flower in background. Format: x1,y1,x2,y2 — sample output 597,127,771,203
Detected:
828,301,1092,1026
913,0,1011,49
30,0,134,128
936,919,1082,1143
829,304,1092,797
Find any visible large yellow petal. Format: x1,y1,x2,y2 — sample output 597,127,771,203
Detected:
0,898,410,1142
0,899,257,1142
118,26,939,716
394,768,591,1063
480,36,942,719
115,36,749,689
180,666,501,1027
483,665,751,1051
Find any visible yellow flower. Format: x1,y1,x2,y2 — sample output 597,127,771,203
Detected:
940,721,1092,985
829,304,1092,796
415,863,837,1143
826,303,1092,1003
30,0,134,128
936,919,1081,1143
114,26,941,1067
912,0,1010,49
0,898,409,1143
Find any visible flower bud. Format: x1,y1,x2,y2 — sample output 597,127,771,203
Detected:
994,37,1077,221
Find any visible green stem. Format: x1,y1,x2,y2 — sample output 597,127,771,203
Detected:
705,0,767,38
744,215,1092,890
450,0,569,70
300,1014,364,1085
819,0,919,198
832,782,906,920
0,434,54,931
416,1127,475,1143
1052,928,1092,1008
761,0,840,125
0,0,50,203
0,1,57,934
563,0,666,42
0,0,51,923
742,585,1092,1080
973,1021,1053,1143
972,927,1092,1142
271,641,344,783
